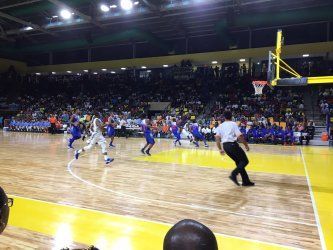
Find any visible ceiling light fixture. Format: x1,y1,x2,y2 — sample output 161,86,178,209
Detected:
120,0,133,10
60,9,72,19
24,26,34,31
100,4,110,12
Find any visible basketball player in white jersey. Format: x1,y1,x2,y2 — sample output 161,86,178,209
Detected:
74,111,114,165
181,123,194,142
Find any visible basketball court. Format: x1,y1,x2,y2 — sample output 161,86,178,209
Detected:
0,132,332,249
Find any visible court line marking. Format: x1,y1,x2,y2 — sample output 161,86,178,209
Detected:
300,148,327,250
134,150,306,177
9,193,300,250
67,157,316,227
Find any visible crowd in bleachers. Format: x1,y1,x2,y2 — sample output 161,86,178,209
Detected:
319,87,333,115
1,56,332,145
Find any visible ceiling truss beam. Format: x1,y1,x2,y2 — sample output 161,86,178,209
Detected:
0,11,56,37
47,0,102,28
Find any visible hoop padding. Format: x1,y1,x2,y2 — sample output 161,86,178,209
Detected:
252,81,267,95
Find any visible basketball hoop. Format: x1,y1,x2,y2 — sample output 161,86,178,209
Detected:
252,80,267,95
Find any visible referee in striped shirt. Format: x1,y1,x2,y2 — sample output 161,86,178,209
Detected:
215,111,255,186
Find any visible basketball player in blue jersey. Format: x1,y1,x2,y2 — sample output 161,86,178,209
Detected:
171,119,181,146
239,125,247,140
141,119,155,156
274,126,285,144
68,110,82,149
247,126,257,143
264,125,275,144
257,126,266,143
107,113,117,147
284,126,295,145
190,122,208,148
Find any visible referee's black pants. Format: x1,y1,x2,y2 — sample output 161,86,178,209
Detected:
223,142,250,183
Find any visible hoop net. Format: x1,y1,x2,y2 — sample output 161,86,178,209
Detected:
252,80,267,95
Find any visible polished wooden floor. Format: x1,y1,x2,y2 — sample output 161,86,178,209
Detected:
0,132,332,249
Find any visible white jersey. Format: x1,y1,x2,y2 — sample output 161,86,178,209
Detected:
181,127,193,140
86,117,106,146
92,118,102,133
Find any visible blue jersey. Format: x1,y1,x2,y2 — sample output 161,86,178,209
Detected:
144,126,153,137
285,129,294,137
172,124,179,134
275,129,284,137
71,114,80,126
107,118,116,136
258,128,267,137
191,124,200,134
240,127,246,135
144,125,155,144
267,128,275,135
248,128,258,138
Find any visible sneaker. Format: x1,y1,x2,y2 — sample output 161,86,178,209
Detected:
229,175,240,186
204,144,209,148
178,141,182,146
105,158,114,164
68,145,74,149
141,148,145,154
174,141,177,146
74,150,80,160
145,150,151,156
242,181,255,187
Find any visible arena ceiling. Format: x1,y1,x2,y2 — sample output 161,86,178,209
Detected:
0,0,332,61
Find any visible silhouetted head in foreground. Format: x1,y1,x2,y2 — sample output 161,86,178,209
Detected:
0,186,12,234
163,219,218,250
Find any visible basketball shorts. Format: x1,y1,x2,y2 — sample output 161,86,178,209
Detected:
145,134,155,144
71,126,81,138
107,126,116,137
193,132,204,140
173,132,181,140
89,132,106,145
